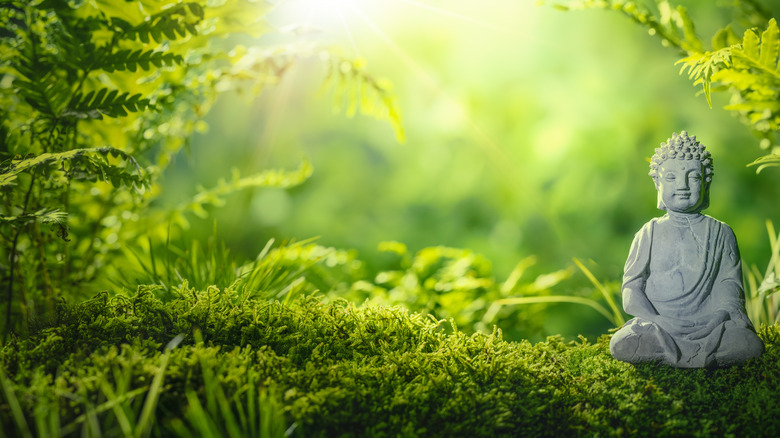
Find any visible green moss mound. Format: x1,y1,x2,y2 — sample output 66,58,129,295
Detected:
2,287,780,437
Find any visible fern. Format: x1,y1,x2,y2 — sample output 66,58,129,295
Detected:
544,0,703,53
322,53,406,143
109,2,204,44
66,88,153,119
550,1,780,169
0,208,67,227
100,49,184,73
12,49,70,122
172,160,313,223
675,48,732,108
1,0,404,341
0,147,146,188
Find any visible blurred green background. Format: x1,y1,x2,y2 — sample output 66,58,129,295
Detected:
156,0,780,340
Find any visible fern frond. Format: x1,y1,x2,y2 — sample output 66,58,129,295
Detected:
732,18,780,78
100,49,184,73
543,0,687,51
758,18,779,68
323,54,406,143
110,2,204,44
13,33,70,120
13,74,70,120
66,88,153,119
675,5,703,53
675,48,732,108
0,147,146,189
0,208,67,227
174,160,313,221
712,25,741,50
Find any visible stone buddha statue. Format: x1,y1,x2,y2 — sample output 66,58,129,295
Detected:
609,131,764,368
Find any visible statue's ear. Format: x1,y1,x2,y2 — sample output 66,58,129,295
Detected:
700,181,711,211
656,190,666,210
653,177,666,210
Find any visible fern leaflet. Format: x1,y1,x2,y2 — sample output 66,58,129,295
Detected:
66,88,153,119
0,147,146,189
323,54,406,143
109,2,204,44
0,208,67,227
173,160,313,222
732,18,780,78
100,49,184,73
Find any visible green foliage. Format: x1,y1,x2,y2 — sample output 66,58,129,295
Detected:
679,17,780,171
0,0,280,340
171,161,314,227
113,236,362,305
484,258,625,328
343,242,591,339
546,0,780,169
542,0,705,52
322,53,406,143
0,147,145,189
0,0,402,340
546,0,780,328
746,220,780,326
1,290,779,437
67,88,153,119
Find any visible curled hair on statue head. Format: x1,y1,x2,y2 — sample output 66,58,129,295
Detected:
649,131,713,211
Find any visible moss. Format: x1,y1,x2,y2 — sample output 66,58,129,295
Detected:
2,288,780,437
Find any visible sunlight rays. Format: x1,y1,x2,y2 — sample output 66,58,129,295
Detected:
386,0,560,49
347,2,518,178
268,0,559,179
390,0,525,39
337,8,361,56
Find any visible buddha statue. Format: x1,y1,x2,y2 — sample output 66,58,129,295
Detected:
609,131,764,368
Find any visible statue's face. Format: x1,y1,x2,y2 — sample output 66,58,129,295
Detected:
655,159,707,213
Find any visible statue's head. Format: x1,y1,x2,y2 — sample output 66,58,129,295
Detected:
649,131,713,213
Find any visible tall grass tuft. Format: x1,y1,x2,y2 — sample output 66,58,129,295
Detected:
746,220,780,326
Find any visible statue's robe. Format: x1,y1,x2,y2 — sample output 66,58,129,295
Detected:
610,213,761,368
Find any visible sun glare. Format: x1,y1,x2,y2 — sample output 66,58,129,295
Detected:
283,0,363,29
268,0,544,176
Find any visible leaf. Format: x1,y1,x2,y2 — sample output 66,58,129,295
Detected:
711,69,763,89
759,271,780,294
115,2,204,43
13,70,70,120
0,209,68,227
174,160,314,218
741,28,761,63
712,25,740,50
747,153,780,173
723,101,780,113
675,48,731,108
323,54,406,143
676,5,702,52
759,18,779,69
205,0,274,38
66,87,153,119
0,147,146,189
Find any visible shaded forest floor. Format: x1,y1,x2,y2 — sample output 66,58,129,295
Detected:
2,287,779,437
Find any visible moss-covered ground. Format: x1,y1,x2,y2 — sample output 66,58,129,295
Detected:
2,286,780,437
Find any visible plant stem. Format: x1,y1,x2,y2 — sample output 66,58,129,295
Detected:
3,172,37,343
32,222,55,315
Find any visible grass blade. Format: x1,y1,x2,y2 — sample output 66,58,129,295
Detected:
135,334,183,438
0,367,33,438
492,295,617,326
573,258,624,326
